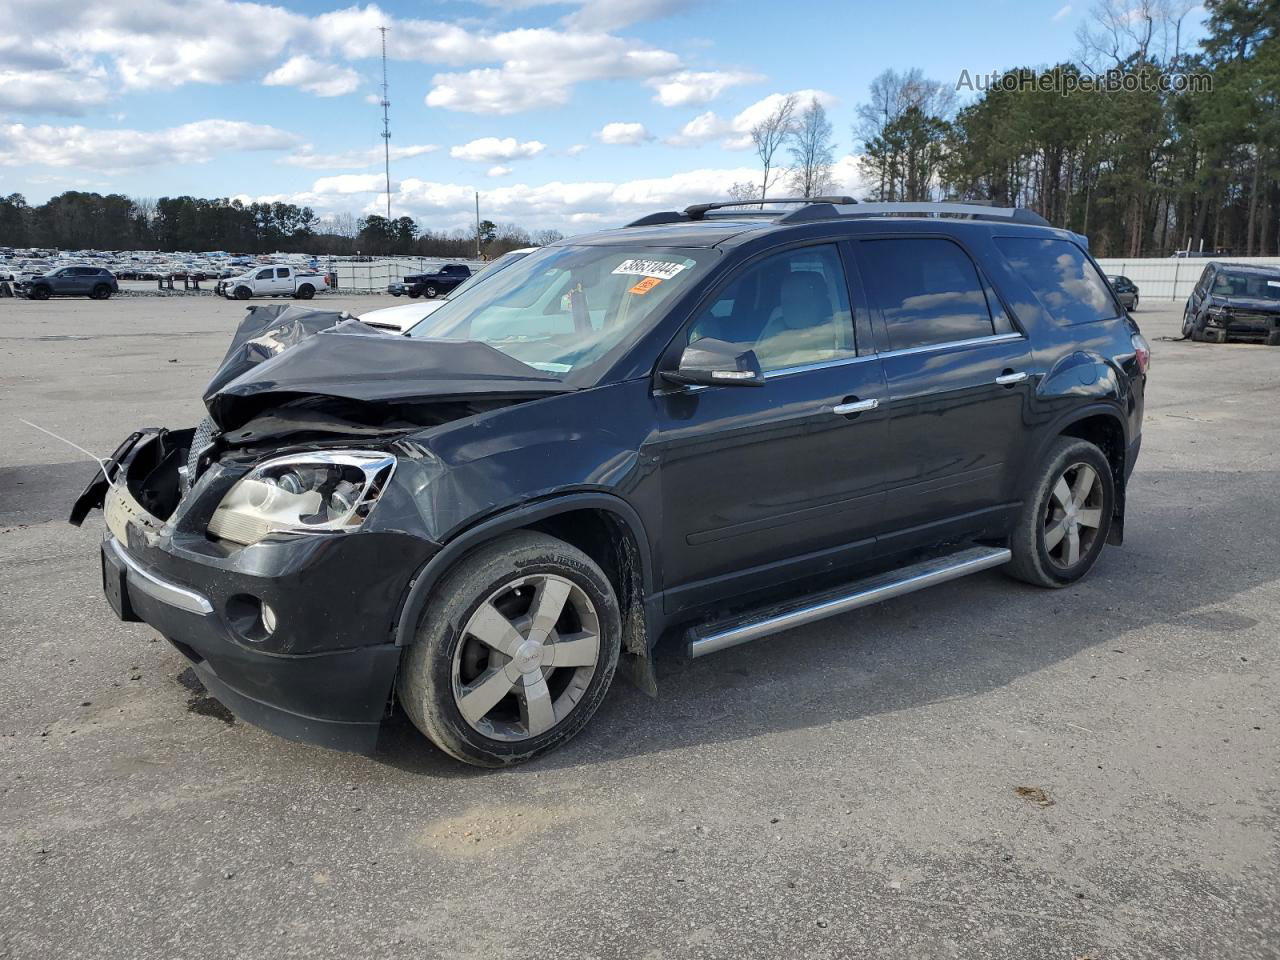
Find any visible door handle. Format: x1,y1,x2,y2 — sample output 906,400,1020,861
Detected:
995,371,1028,386
832,398,879,416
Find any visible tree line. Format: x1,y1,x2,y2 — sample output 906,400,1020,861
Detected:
0,191,562,259
733,0,1278,258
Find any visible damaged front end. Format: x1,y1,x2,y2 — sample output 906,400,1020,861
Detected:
71,303,572,752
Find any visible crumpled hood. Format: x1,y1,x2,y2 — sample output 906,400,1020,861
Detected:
203,303,571,432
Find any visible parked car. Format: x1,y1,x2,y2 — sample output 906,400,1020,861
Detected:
216,265,329,300
72,198,1147,767
1181,261,1280,344
362,249,536,333
17,266,119,300
388,263,472,298
1106,275,1139,311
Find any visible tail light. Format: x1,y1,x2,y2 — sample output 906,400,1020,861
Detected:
1131,333,1150,374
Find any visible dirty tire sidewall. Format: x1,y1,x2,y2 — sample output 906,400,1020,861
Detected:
398,531,622,767
1005,436,1115,589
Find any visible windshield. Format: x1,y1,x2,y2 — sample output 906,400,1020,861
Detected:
444,250,531,301
1214,271,1280,300
409,245,714,379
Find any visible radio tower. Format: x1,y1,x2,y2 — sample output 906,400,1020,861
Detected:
378,26,392,221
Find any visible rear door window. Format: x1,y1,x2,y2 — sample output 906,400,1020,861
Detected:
276,268,290,279
994,236,1118,325
858,238,996,351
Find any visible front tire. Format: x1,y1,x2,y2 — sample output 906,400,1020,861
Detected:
398,531,621,767
233,286,251,301
424,284,438,298
30,285,51,301
1006,437,1115,588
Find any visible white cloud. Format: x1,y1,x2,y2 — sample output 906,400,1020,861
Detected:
263,55,360,97
597,122,653,145
425,36,680,114
1052,4,1073,21
4,1,687,113
311,173,392,194
566,144,588,156
246,157,869,233
666,89,838,149
648,70,762,107
0,67,110,114
281,144,438,169
488,165,513,177
0,119,301,170
450,137,547,163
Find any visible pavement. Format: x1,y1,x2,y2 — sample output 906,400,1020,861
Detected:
1,294,1276,960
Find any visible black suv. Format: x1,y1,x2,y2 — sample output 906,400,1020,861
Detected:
73,199,1148,767
1182,261,1280,344
389,263,472,298
20,266,118,300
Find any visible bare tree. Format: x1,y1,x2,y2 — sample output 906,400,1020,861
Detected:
855,69,956,201
750,94,798,202
1075,0,1199,69
787,97,837,198
726,180,761,201
531,228,565,246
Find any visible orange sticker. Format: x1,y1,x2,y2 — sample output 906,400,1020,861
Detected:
629,276,662,295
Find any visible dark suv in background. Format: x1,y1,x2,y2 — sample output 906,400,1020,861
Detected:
388,263,472,298
75,198,1148,767
19,265,118,300
1107,274,1139,311
1182,261,1280,344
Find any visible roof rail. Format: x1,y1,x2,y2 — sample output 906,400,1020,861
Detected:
777,201,1051,226
623,196,858,228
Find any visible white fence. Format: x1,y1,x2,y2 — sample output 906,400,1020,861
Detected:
1094,256,1280,302
326,257,486,293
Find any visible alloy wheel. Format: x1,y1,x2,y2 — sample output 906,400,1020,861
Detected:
452,574,601,742
1042,462,1104,569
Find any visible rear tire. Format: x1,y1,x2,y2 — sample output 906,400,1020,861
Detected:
398,531,621,767
296,284,315,300
1266,330,1280,347
90,283,111,300
1006,437,1115,588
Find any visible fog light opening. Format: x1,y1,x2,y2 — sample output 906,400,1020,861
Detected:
226,594,277,644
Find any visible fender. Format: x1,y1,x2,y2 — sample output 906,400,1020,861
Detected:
393,491,656,649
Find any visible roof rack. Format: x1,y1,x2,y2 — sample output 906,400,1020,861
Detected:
624,196,856,228
776,200,1050,226
625,198,1051,229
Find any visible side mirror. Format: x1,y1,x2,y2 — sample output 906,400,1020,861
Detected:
661,338,765,388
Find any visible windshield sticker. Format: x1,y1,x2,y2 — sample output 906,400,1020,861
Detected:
629,276,663,295
612,259,688,281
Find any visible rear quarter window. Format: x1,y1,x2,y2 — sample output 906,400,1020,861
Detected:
994,237,1118,325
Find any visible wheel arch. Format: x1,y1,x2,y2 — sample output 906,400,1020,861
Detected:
1034,405,1129,545
394,493,659,693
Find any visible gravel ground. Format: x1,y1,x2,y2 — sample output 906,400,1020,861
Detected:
0,294,1276,960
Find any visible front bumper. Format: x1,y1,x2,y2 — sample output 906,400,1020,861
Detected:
1206,312,1280,337
102,533,404,752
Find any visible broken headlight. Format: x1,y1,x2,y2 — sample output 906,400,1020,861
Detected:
207,451,396,546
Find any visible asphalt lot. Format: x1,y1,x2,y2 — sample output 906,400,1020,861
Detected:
1,293,1277,959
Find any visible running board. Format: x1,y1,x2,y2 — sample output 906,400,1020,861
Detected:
686,545,1012,658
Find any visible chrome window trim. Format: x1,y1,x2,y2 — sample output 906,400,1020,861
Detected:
876,331,1025,360
105,536,213,616
654,332,1027,396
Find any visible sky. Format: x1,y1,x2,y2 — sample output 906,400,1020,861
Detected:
0,0,1209,235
